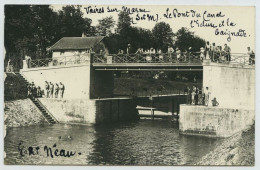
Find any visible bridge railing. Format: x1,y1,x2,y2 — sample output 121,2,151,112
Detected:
211,52,255,66
28,55,90,69
25,51,255,69
93,52,202,64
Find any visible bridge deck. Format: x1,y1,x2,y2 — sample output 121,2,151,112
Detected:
93,63,203,71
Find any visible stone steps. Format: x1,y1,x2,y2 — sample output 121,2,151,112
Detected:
16,73,57,124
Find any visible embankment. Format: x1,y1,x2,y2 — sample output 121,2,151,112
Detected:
4,99,48,128
196,122,255,166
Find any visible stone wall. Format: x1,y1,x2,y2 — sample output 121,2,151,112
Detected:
21,61,114,99
38,98,138,125
21,65,91,99
179,105,254,137
4,99,48,128
203,62,255,109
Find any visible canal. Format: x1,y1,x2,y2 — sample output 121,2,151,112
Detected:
4,119,223,165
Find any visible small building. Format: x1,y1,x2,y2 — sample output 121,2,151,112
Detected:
48,36,109,58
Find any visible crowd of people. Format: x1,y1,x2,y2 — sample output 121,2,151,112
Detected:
44,81,65,99
114,43,255,65
27,82,42,97
27,81,65,99
186,86,219,106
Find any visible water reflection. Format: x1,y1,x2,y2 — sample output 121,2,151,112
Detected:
5,119,223,165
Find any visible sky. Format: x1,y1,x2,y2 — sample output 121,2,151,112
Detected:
52,5,255,53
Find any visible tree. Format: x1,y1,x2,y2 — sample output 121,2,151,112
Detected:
152,22,173,52
4,5,59,63
175,27,205,52
57,5,92,38
117,11,131,33
96,16,115,36
4,5,94,71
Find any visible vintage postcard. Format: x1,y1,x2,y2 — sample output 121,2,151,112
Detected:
2,2,256,167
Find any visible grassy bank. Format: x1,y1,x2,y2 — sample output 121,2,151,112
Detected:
196,122,255,166
114,78,201,96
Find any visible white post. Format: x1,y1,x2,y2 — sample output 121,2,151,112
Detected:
23,60,28,70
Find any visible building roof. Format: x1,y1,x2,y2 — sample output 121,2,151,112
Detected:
49,36,105,51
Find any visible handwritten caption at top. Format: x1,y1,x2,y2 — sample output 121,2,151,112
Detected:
85,6,249,42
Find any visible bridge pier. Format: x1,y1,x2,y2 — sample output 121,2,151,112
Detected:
179,61,255,137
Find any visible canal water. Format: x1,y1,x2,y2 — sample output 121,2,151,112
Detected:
4,119,223,165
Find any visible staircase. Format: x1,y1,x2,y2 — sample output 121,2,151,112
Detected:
30,96,57,124
16,73,57,124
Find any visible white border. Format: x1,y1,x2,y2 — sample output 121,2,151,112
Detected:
0,0,259,170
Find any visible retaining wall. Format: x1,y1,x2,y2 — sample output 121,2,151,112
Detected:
39,98,139,125
203,62,255,109
179,105,254,137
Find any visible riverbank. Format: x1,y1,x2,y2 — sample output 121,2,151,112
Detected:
196,122,255,166
4,99,48,128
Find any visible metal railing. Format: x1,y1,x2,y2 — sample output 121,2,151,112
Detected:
29,55,90,68
25,51,255,69
93,52,255,66
211,52,255,66
93,52,202,64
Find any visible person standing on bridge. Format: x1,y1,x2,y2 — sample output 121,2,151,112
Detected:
200,47,205,61
211,43,216,61
224,44,231,62
168,46,174,62
247,47,255,65
205,41,211,58
176,48,181,62
127,44,133,54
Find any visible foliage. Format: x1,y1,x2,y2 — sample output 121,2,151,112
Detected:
4,5,92,65
175,27,206,52
117,11,131,32
152,22,174,52
96,16,115,36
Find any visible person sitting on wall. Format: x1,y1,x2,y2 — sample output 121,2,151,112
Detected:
211,97,219,106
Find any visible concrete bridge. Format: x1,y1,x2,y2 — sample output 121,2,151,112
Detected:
19,52,255,135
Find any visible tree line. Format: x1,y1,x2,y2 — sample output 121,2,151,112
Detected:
4,5,206,69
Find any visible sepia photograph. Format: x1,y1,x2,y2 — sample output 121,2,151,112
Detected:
2,1,257,167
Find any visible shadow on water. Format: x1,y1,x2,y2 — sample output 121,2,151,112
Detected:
4,119,223,165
